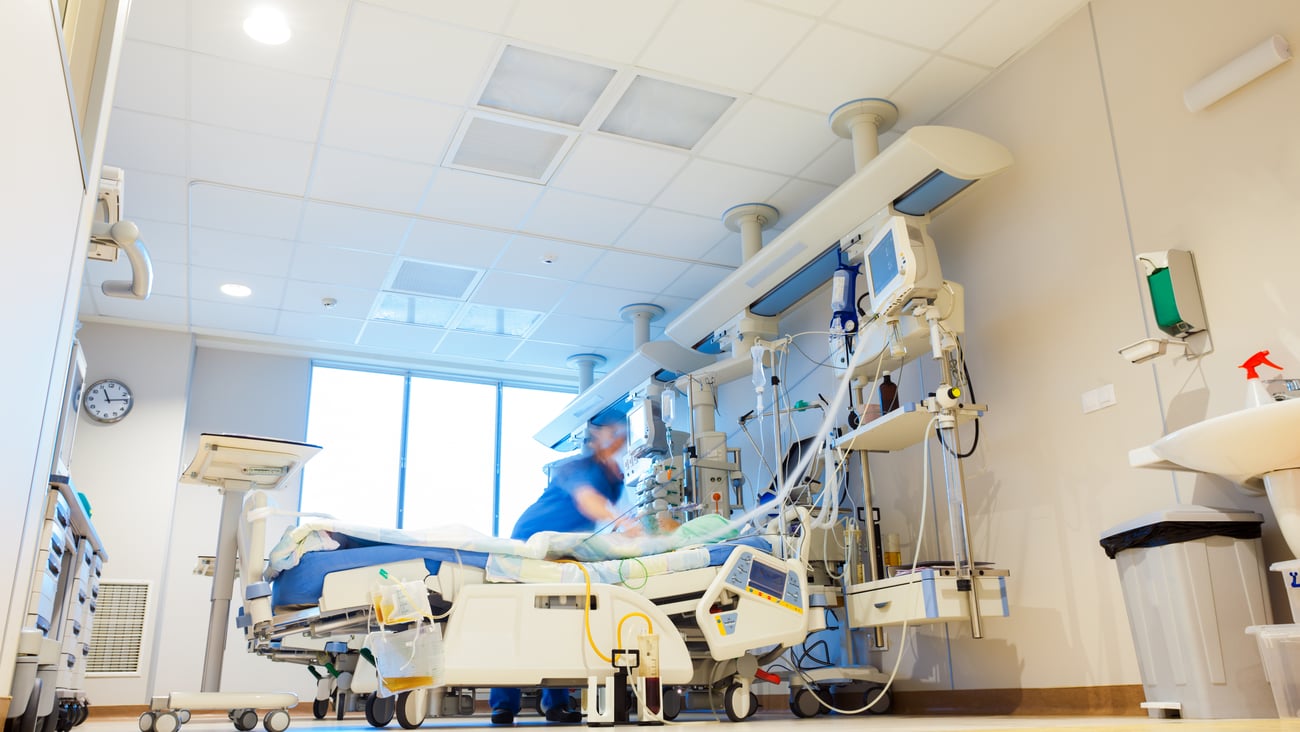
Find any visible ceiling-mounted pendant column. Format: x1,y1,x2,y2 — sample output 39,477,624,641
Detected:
722,202,780,263
566,353,607,394
829,98,899,172
620,303,666,349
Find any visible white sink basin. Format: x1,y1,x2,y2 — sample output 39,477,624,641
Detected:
1131,399,1300,485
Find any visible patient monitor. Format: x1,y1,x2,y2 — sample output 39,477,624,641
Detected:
858,214,942,319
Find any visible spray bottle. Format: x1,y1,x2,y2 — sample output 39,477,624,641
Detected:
1240,350,1283,408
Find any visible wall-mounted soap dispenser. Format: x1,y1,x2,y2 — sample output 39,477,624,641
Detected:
1119,249,1213,364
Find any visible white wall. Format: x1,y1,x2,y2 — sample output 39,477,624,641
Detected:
150,347,312,700
712,0,1300,693
74,324,193,704
0,0,119,693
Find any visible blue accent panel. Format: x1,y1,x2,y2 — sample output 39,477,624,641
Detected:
325,641,349,653
245,582,272,600
236,613,252,629
892,171,976,216
999,578,1008,616
749,245,841,317
694,333,725,354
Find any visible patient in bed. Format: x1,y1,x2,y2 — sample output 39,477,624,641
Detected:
491,417,630,725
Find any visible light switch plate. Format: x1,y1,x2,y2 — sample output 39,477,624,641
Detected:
1082,384,1117,414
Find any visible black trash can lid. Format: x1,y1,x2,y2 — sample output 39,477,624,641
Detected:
1099,505,1263,559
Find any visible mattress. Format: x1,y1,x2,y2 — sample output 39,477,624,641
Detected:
270,536,770,609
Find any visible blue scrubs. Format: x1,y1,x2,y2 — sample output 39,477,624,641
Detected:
491,455,625,720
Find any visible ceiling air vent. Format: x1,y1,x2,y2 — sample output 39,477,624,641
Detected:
390,259,482,300
446,113,575,183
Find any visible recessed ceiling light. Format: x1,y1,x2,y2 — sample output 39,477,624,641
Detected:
479,46,616,126
220,283,253,298
243,7,291,45
600,76,735,150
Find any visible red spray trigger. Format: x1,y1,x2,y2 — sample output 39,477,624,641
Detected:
1240,350,1283,380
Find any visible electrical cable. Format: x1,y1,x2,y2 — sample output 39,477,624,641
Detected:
791,415,939,716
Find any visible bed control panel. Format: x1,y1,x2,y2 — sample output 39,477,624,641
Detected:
696,549,809,658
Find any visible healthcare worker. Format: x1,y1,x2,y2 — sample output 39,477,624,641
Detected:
491,418,631,725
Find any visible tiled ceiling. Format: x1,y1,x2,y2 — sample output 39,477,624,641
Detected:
83,0,1086,384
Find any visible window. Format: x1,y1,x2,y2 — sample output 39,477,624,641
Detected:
301,364,575,536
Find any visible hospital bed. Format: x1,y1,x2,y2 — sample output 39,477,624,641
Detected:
155,434,814,731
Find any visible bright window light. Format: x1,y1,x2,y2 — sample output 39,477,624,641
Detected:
220,283,253,298
243,7,291,45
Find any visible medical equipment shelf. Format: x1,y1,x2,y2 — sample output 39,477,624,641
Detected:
844,566,1009,628
833,402,984,453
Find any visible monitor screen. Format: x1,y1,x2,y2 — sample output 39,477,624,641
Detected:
867,228,900,298
747,560,787,598
626,401,648,452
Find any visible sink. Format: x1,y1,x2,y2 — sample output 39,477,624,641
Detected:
1132,399,1300,485
1131,398,1300,556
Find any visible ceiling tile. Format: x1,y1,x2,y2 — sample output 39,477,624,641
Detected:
435,331,520,360
828,0,996,51
583,251,690,290
758,25,932,114
505,0,675,64
401,219,510,269
798,138,854,186
188,266,286,307
553,282,658,320
189,227,296,276
753,0,836,16
124,0,186,46
510,340,594,370
190,299,279,335
104,109,187,176
521,190,642,244
660,263,731,298
360,0,515,32
945,0,1081,67
189,0,350,78
470,271,569,311
551,135,688,204
130,218,189,265
290,242,396,289
112,41,186,117
338,3,498,105
189,55,330,142
767,178,836,226
275,311,365,344
699,98,837,175
530,314,625,348
638,0,814,92
892,56,991,127
421,169,544,229
652,159,787,218
282,280,379,320
615,208,726,259
189,184,304,239
357,320,445,351
298,201,412,254
90,291,188,326
189,124,315,196
122,170,189,224
495,236,601,281
320,84,464,165
309,147,435,213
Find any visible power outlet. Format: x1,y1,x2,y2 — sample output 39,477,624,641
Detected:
1081,384,1117,414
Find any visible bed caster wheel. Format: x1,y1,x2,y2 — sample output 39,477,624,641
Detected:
230,708,258,731
863,685,891,715
722,683,752,722
365,695,395,728
137,712,155,732
312,699,329,720
152,713,180,732
263,709,291,732
661,688,681,721
395,690,427,729
789,689,819,718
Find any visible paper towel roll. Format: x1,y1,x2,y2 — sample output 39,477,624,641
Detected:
1185,34,1292,112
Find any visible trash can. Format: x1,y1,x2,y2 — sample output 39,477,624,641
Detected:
1100,505,1274,718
